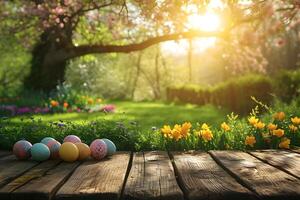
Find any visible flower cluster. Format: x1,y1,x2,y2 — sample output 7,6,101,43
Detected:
159,111,300,150
161,122,192,141
245,112,300,149
48,96,107,113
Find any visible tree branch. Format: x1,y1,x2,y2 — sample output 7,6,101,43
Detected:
66,30,225,59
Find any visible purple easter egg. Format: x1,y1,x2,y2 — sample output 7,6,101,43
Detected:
13,140,32,160
63,135,81,143
90,139,107,160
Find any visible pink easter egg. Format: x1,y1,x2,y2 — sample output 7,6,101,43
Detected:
63,135,81,143
90,139,107,160
46,140,61,159
13,140,32,160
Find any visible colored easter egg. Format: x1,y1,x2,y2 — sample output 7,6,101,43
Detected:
40,137,56,145
102,139,116,156
75,142,91,160
90,139,107,160
13,140,32,160
46,140,61,159
31,143,50,162
59,142,79,162
63,135,81,143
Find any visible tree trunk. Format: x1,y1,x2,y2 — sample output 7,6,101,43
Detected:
24,28,72,92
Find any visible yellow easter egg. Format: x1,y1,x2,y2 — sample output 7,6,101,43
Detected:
75,142,91,160
59,142,79,162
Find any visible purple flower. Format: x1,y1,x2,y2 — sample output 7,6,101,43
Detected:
16,107,32,115
57,122,65,127
1,105,17,115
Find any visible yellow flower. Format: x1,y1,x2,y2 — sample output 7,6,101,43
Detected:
245,136,256,147
279,138,290,149
200,129,213,141
201,123,210,130
267,123,277,131
291,117,300,125
273,112,285,121
181,122,192,138
96,98,102,103
254,121,265,129
161,125,172,138
87,98,94,104
272,129,285,138
50,100,59,107
248,116,259,125
172,124,182,141
289,124,298,132
221,122,230,131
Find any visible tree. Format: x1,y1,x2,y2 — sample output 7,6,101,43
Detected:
1,0,299,91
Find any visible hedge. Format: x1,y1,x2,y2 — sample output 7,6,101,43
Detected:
167,74,273,114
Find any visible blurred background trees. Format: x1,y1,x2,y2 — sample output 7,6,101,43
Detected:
0,0,299,108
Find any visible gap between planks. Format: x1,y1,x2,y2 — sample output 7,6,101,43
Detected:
207,151,262,198
247,150,300,180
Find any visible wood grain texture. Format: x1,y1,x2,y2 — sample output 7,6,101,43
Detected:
249,150,300,179
0,160,60,200
0,155,39,188
55,152,130,200
11,161,80,200
210,150,300,200
171,151,257,200
0,151,11,158
123,151,184,200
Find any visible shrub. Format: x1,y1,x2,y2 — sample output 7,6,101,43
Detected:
273,70,300,103
0,117,140,151
167,74,273,114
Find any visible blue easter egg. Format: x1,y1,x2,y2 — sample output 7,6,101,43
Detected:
31,143,50,161
41,137,56,145
102,139,116,156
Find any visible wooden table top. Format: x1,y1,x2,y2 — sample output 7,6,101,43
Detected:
0,149,300,200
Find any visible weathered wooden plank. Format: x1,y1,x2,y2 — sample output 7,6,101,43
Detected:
0,151,11,158
12,161,80,200
0,160,60,200
171,151,257,200
55,152,130,200
290,147,300,154
210,150,300,200
0,155,39,188
249,150,300,179
123,151,184,200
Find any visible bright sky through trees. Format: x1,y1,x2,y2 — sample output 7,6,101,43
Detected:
162,0,223,54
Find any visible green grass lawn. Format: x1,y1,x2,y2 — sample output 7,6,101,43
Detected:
9,101,228,131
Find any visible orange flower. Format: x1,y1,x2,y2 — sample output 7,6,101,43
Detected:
291,117,300,125
181,122,192,138
254,121,265,129
221,122,230,131
245,136,256,147
161,125,172,138
50,100,59,107
248,116,259,125
63,102,69,108
267,123,277,131
279,138,290,149
273,112,285,121
200,129,213,141
172,124,182,141
272,129,284,138
289,124,298,132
